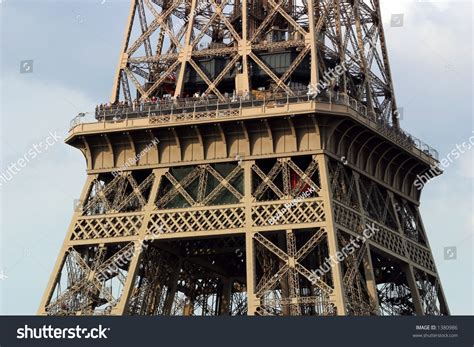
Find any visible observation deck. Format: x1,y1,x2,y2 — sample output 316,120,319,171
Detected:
68,90,439,167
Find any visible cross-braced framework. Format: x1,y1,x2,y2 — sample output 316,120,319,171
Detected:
46,243,136,315
40,0,449,316
369,251,418,316
414,268,445,316
254,229,337,316
337,230,377,316
112,0,399,124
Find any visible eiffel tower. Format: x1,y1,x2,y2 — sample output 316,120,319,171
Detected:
39,0,449,316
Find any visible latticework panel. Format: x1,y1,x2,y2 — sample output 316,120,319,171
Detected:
406,242,436,272
333,202,436,275
370,223,407,257
333,202,364,234
334,202,405,258
252,199,325,227
330,157,437,276
71,213,143,241
330,158,400,232
147,206,245,235
150,110,241,124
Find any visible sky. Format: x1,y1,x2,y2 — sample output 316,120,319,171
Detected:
0,0,472,315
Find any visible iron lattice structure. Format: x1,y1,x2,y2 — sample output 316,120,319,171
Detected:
39,0,448,316
111,0,399,124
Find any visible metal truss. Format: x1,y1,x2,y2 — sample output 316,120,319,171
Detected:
252,157,320,201
82,171,155,215
328,159,359,210
127,236,247,316
329,159,397,230
337,231,377,315
414,269,447,315
111,0,400,124
40,150,448,316
328,157,448,316
394,198,427,245
45,243,135,315
128,245,177,315
254,229,336,316
358,174,398,231
371,252,416,316
156,163,243,208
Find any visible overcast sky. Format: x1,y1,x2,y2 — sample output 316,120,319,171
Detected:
0,0,472,315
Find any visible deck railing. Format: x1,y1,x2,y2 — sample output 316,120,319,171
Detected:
70,90,438,161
